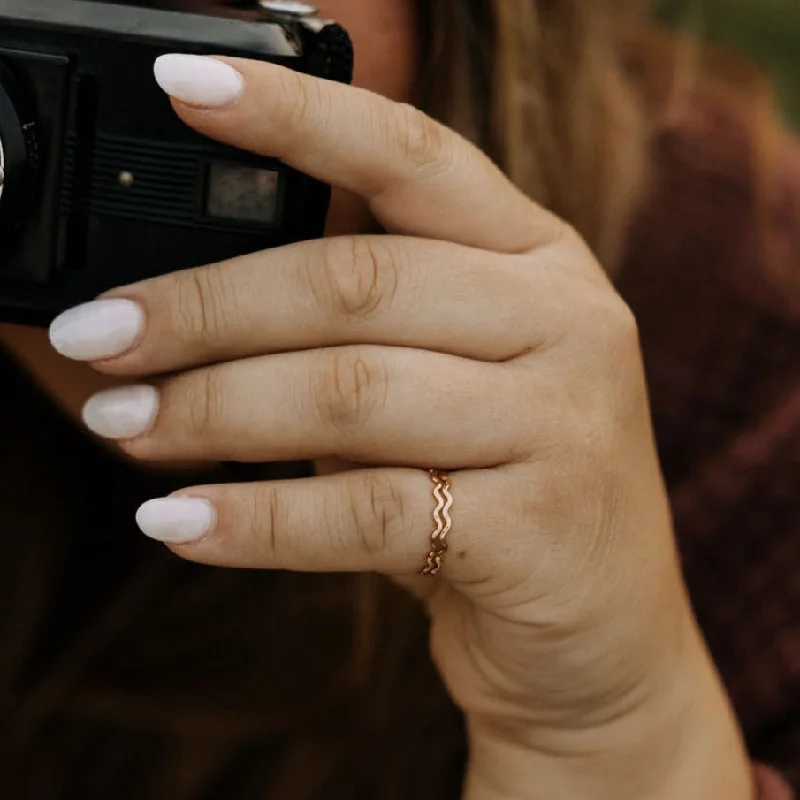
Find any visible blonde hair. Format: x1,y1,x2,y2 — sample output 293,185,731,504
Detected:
420,0,650,269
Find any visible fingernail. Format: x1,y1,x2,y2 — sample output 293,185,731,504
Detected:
49,299,144,361
154,54,244,107
136,497,216,544
82,385,159,440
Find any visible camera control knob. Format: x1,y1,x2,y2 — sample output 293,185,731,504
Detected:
258,2,318,19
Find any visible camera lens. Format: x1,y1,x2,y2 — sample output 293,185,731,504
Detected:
0,61,38,232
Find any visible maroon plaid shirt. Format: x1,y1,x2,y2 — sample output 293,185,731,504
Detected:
619,86,800,797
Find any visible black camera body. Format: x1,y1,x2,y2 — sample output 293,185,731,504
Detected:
0,0,353,325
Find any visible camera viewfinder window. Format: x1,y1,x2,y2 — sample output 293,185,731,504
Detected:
206,162,281,225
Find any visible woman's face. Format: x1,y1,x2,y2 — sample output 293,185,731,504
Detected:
295,1,418,100
0,0,419,424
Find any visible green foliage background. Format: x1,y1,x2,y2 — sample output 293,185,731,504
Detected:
658,0,800,127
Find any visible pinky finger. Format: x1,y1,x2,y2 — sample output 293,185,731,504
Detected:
135,468,495,582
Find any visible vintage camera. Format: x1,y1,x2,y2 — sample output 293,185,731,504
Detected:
0,0,353,325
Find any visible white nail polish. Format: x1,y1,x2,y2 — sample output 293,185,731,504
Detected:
82,385,159,440
49,299,144,361
154,54,244,107
136,498,216,544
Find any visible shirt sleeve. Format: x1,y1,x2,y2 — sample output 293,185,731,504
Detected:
623,91,800,800
669,383,800,794
660,128,800,794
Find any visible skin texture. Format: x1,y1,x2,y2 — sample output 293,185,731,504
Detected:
0,2,756,797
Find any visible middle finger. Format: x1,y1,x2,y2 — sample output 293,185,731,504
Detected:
82,345,533,468
49,237,564,374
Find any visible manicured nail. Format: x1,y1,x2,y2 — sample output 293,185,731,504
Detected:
49,299,144,361
82,385,159,440
154,54,244,107
136,497,216,544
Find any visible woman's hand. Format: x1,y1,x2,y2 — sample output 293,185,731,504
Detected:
50,55,754,799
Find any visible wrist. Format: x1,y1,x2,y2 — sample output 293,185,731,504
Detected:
464,620,755,800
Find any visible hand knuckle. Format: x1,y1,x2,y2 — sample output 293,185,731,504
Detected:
171,264,230,348
612,300,640,347
249,486,283,564
318,348,388,436
603,298,642,375
394,104,454,175
317,237,401,323
347,473,407,557
185,368,227,436
282,69,319,135
574,288,639,359
537,222,591,269
550,221,583,255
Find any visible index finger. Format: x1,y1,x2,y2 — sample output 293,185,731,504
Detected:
153,54,561,254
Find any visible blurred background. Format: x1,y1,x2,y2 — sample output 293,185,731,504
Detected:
658,0,800,127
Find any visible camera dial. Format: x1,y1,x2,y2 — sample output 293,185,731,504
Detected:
258,2,318,17
0,62,38,230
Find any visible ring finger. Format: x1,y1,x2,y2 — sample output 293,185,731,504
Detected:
83,346,534,468
136,467,512,586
